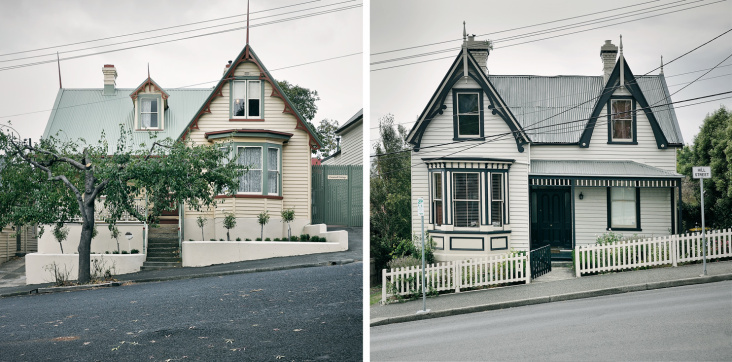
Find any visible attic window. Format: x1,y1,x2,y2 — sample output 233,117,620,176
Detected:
452,89,484,140
139,97,161,129
232,80,262,119
608,98,636,143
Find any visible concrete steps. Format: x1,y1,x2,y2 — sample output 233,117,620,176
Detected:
142,224,181,270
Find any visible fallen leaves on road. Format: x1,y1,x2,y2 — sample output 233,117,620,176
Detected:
51,336,79,342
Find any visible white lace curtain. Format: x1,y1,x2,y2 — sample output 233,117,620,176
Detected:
238,147,262,193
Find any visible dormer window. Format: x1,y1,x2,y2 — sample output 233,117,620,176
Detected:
232,80,262,119
140,98,159,129
608,98,636,143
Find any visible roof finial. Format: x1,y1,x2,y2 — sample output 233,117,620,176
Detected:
463,21,468,82
246,0,250,45
147,62,150,79
619,34,624,88
619,34,623,54
463,21,466,41
660,55,664,75
56,51,62,89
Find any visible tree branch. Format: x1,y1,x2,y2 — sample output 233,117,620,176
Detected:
144,141,172,161
28,144,88,171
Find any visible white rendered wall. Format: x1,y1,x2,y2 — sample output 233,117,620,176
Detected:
37,223,145,254
26,253,146,285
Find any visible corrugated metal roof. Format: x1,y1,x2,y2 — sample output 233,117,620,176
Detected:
488,74,683,144
42,88,210,153
530,160,683,178
336,108,363,134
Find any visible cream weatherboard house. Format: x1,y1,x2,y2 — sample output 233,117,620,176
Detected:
30,41,348,282
407,36,684,261
322,108,363,165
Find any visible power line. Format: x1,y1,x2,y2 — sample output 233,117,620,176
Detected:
0,0,326,58
371,1,727,72
0,3,362,73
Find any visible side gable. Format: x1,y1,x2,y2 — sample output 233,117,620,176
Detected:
407,51,529,152
579,57,669,149
178,45,322,150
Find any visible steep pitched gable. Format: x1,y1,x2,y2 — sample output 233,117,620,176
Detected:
178,44,322,150
129,77,169,101
579,56,670,149
406,51,530,152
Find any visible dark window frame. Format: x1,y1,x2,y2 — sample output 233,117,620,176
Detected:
452,88,485,141
606,187,642,231
607,96,637,144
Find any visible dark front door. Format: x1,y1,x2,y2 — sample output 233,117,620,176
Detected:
531,188,572,251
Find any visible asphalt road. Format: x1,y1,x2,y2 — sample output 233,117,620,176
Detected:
371,280,732,361
0,263,362,361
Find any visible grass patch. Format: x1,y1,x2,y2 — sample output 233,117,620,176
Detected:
370,286,382,305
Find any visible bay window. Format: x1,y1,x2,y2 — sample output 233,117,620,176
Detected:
235,144,282,196
453,173,480,227
239,147,262,193
432,173,443,226
491,173,503,226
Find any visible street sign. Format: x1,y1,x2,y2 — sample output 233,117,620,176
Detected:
417,198,424,216
693,166,711,179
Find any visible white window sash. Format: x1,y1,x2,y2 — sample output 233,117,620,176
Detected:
232,80,261,119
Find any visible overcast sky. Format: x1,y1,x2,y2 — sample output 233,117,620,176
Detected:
0,0,362,142
371,0,732,152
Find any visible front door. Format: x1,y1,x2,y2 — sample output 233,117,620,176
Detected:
531,188,572,252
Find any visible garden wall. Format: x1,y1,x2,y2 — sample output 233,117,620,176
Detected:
38,223,146,254
181,224,347,267
25,253,146,285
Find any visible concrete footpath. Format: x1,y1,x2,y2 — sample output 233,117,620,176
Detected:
0,226,362,298
370,259,732,327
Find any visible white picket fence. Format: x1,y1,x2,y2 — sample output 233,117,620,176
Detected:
575,228,732,277
381,252,529,304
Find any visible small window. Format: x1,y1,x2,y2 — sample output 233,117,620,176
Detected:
432,173,443,226
232,80,261,119
456,93,480,137
140,98,159,129
267,148,279,195
491,173,503,226
238,147,262,193
453,173,479,227
611,99,632,141
611,187,637,228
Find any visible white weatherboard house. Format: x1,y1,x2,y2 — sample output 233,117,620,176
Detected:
29,40,347,283
407,36,684,261
322,109,363,165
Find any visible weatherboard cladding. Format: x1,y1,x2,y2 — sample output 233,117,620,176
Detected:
486,74,683,145
41,88,210,153
529,160,682,178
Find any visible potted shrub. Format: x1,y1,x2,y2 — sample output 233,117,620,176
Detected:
257,211,270,241
281,209,295,240
196,216,207,241
223,213,236,241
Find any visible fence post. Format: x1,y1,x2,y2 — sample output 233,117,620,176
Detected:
575,245,581,278
672,234,678,267
381,269,387,304
526,250,531,284
454,260,461,293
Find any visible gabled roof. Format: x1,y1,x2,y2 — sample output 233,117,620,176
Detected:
336,108,363,134
42,88,210,153
179,44,322,150
409,48,683,148
129,77,169,100
406,50,530,152
579,55,681,148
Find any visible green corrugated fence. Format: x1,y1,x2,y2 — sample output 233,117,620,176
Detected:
312,165,363,227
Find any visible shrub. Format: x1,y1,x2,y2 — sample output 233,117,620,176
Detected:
189,239,193,241
219,238,224,241
104,251,110,254
387,255,421,270
256,237,262,241
197,216,207,241
300,234,308,242
257,211,270,241
121,250,129,254
274,238,280,241
130,249,139,254
223,213,237,241
310,236,320,242
291,235,299,241
281,209,295,239
320,237,327,243
112,250,120,254
265,238,271,241
236,237,242,241
596,231,624,245
246,238,251,241
210,238,216,241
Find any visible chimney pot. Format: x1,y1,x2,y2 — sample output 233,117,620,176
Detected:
465,36,491,74
102,64,117,95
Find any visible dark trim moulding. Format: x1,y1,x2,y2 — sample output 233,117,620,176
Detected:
427,229,512,235
215,195,284,200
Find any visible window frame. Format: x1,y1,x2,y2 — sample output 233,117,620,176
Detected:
137,95,163,130
431,172,444,226
490,173,504,226
230,78,264,120
607,97,637,144
452,172,481,228
233,142,282,196
452,88,485,141
606,187,641,231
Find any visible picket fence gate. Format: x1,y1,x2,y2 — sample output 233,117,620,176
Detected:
575,228,732,277
381,252,529,304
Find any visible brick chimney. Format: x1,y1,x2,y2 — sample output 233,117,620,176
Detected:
466,35,491,74
601,40,618,84
102,64,117,95
223,60,232,76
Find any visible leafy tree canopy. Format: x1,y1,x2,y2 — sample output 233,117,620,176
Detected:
677,106,732,229
0,125,242,283
277,80,326,155
370,114,413,274
316,118,340,158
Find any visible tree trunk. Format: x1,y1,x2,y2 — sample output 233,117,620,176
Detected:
77,170,96,284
